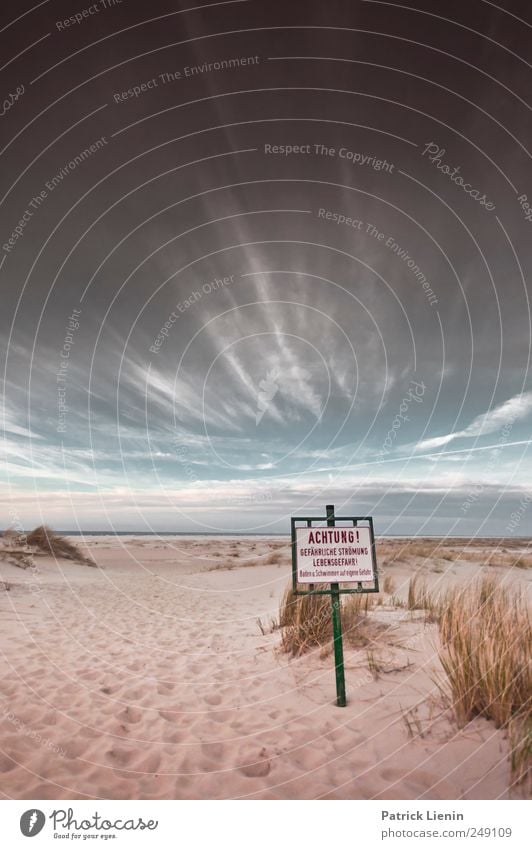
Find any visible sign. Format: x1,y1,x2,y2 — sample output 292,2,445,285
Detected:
295,525,375,583
290,507,379,708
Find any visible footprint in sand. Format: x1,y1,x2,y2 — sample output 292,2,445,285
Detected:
118,706,142,724
63,740,89,760
159,709,182,722
105,747,134,767
157,682,175,695
238,748,271,778
209,709,234,723
135,752,161,774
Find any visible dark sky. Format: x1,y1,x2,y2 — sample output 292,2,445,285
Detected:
2,0,532,534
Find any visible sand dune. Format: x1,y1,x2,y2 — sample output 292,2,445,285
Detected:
0,535,529,800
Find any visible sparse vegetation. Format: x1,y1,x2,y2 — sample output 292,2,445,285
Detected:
383,574,395,594
390,594,406,609
279,585,331,655
437,577,530,724
371,562,531,787
430,576,531,786
264,551,283,565
256,615,278,635
279,585,378,656
407,573,431,611
508,713,531,791
367,649,382,679
377,537,532,572
401,704,425,739
26,526,93,564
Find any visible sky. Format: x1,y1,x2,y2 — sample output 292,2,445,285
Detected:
2,0,532,535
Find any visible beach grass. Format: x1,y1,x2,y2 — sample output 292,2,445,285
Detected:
279,584,376,656
26,525,92,564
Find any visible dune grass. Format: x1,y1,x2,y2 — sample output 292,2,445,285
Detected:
378,538,532,571
422,575,531,787
407,573,431,610
279,569,531,786
382,574,395,594
264,551,284,565
26,526,92,564
279,584,376,656
437,577,530,726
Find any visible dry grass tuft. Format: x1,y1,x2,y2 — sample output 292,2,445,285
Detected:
26,526,92,564
279,585,331,655
383,574,395,594
257,615,278,635
514,556,532,570
437,577,530,725
508,713,531,791
407,573,431,610
378,539,456,566
264,551,283,565
436,576,531,785
401,704,425,739
381,566,531,785
279,585,377,656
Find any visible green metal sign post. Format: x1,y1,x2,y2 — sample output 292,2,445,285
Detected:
327,504,347,707
291,504,379,708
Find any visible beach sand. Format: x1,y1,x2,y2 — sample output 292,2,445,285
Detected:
0,535,529,800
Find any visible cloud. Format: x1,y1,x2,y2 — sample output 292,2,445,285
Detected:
1,403,44,441
415,391,532,452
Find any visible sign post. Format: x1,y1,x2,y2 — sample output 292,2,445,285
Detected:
328,505,347,707
291,504,379,707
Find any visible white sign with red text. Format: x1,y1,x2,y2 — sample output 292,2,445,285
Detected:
295,526,375,583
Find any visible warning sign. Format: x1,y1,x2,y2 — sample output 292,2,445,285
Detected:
295,525,375,583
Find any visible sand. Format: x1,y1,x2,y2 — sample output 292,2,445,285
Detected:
0,534,530,800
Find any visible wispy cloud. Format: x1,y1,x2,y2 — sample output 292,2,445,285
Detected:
415,391,532,452
1,403,44,441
